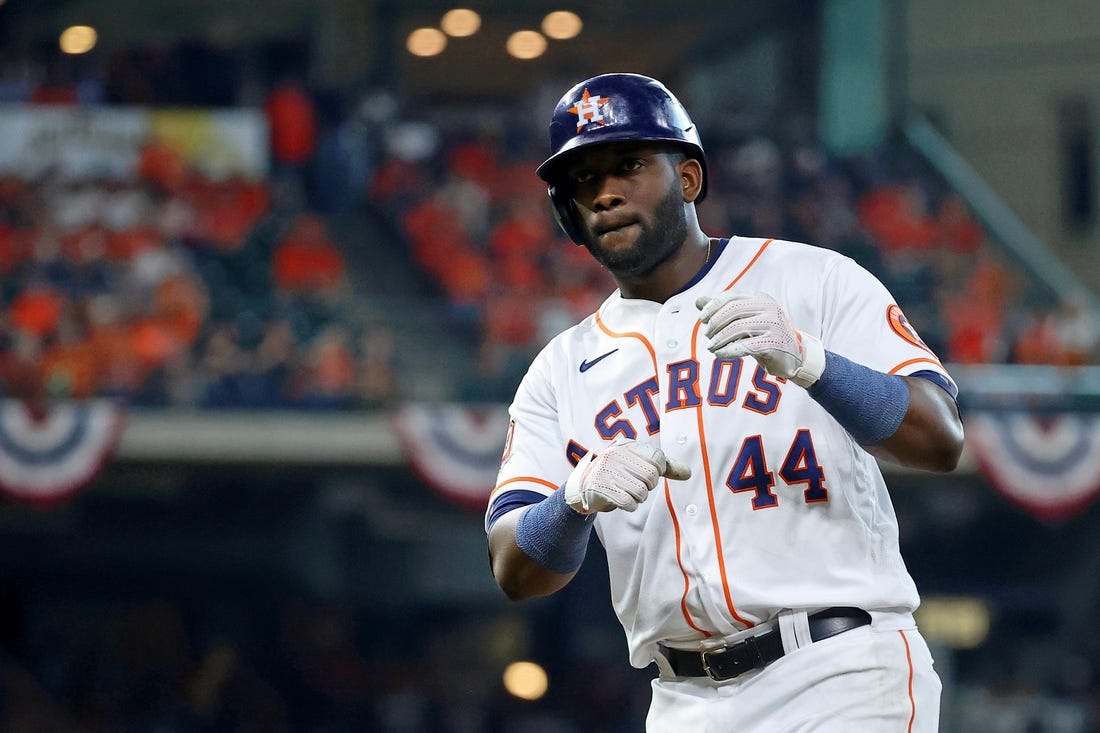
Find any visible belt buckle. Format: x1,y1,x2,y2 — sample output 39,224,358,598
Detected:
700,636,765,682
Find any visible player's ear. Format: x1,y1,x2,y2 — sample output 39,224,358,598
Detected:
679,158,704,203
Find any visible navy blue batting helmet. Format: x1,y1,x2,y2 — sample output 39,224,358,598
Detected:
536,73,707,245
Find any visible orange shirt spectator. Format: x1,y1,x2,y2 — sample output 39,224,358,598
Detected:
1013,314,1063,365
271,216,346,293
370,158,427,201
39,340,98,397
9,287,66,338
446,139,497,189
943,285,1006,363
0,224,34,275
401,199,450,244
308,328,356,397
128,318,182,372
497,252,544,292
445,249,491,305
153,274,208,346
192,179,270,251
107,226,164,262
265,81,317,165
857,184,935,253
139,141,188,193
89,320,142,394
490,215,550,260
483,294,536,347
936,194,984,254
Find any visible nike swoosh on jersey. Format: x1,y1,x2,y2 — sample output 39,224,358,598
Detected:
579,349,619,372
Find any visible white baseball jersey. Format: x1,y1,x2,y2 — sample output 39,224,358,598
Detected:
486,236,956,669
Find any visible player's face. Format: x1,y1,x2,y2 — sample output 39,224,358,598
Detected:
564,143,689,278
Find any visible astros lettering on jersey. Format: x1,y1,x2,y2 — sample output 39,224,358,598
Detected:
485,236,957,669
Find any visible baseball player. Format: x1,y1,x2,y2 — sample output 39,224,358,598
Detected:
485,73,964,732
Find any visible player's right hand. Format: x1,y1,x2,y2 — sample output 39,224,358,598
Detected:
564,440,691,514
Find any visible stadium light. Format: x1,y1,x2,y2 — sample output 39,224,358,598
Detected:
542,10,583,40
441,8,481,37
505,30,547,60
406,27,447,57
59,25,97,55
502,661,548,700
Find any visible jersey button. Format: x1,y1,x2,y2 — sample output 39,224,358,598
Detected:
686,504,698,516
667,339,678,349
676,434,687,445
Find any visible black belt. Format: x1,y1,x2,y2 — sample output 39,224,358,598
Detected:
657,607,871,681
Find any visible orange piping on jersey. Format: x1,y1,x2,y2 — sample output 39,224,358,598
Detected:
595,311,658,374
691,318,753,627
899,630,916,733
663,481,712,637
888,357,944,375
489,475,560,502
722,239,773,291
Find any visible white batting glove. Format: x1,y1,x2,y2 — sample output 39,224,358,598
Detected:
696,291,826,389
564,440,691,514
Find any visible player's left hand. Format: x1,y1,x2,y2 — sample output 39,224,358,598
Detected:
696,291,826,389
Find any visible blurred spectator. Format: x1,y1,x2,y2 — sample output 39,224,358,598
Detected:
295,325,357,410
369,156,429,211
197,324,250,407
936,192,986,254
356,325,398,409
857,179,937,254
1053,295,1100,365
312,93,376,216
8,284,65,339
271,215,347,295
0,323,42,400
189,178,272,253
266,77,318,204
254,317,300,398
1013,296,1100,366
139,141,189,194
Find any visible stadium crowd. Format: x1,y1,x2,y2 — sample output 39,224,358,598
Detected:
369,118,1100,398
3,57,1099,409
0,142,398,411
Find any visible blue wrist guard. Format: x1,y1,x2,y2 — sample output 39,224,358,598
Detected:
514,489,596,574
808,351,910,446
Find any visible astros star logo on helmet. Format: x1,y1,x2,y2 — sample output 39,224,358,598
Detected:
568,88,611,132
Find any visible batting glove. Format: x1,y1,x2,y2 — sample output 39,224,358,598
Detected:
696,291,826,389
564,440,691,514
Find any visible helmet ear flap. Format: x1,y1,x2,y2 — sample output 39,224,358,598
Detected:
547,184,586,246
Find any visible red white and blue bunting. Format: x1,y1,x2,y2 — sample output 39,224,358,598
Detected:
965,411,1100,521
6,397,1097,522
393,403,511,511
393,404,1100,520
0,400,126,505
